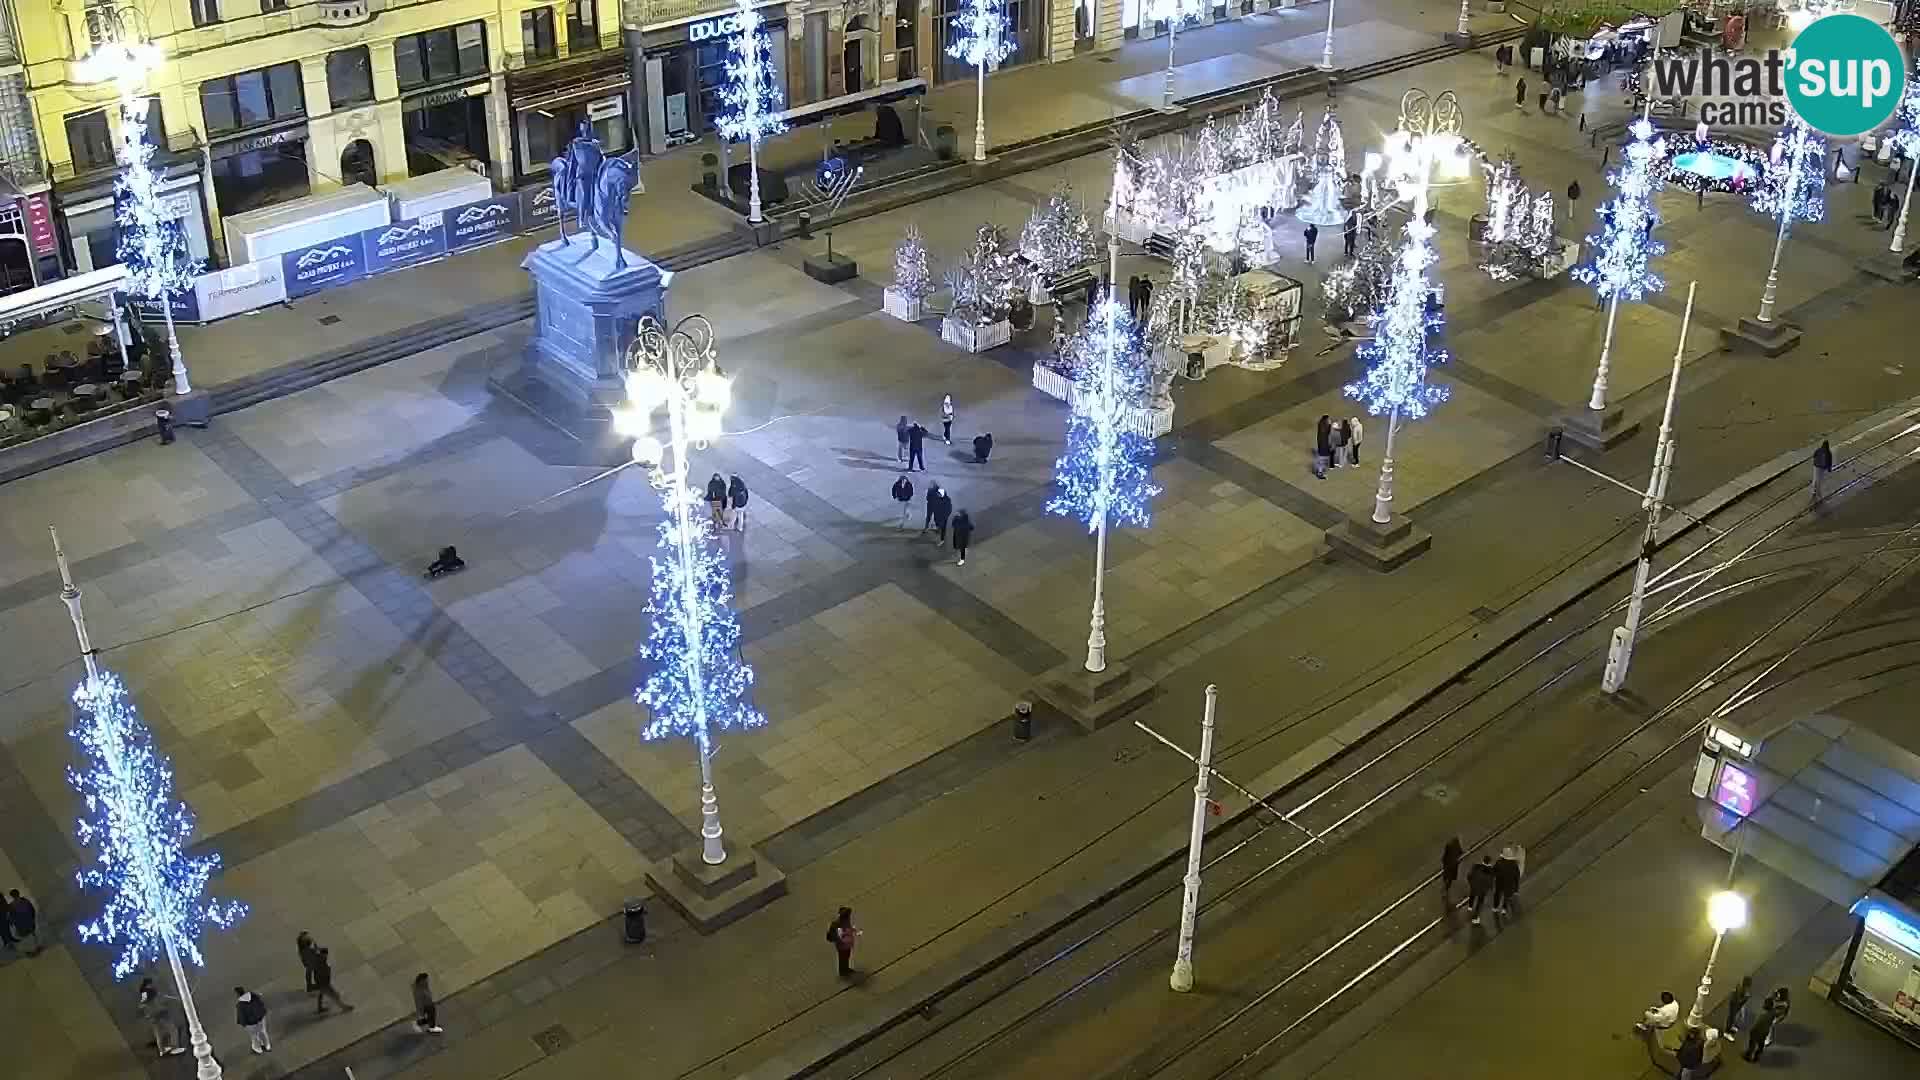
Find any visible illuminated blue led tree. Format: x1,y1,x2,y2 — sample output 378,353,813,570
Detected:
113,62,200,394
1751,117,1825,324
1887,79,1920,252
716,0,787,224
53,525,241,1080
948,0,1014,164
1344,210,1449,526
1049,298,1160,672
1573,117,1667,413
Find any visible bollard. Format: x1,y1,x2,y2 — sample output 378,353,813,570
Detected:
622,898,647,944
797,211,813,239
1013,701,1033,741
155,407,175,446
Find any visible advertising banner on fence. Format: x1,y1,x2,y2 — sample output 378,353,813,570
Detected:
283,237,367,298
521,184,559,232
195,259,287,321
446,195,520,251
362,212,448,275
130,289,202,324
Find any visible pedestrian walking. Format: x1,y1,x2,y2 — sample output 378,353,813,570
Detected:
412,972,444,1034
1467,855,1495,924
1496,44,1508,75
1888,192,1902,231
951,510,974,566
234,986,271,1054
1811,438,1834,504
311,946,354,1014
891,473,914,529
1874,182,1890,224
828,906,862,977
1676,1027,1707,1079
1343,211,1358,258
705,473,728,527
1549,86,1563,115
727,475,750,531
8,888,39,955
139,977,187,1056
895,415,910,462
1515,77,1527,110
1770,987,1791,1025
930,487,953,543
1312,415,1332,479
1346,416,1363,465
1724,974,1753,1040
1493,844,1522,915
1440,836,1464,899
1303,224,1318,264
941,394,955,444
907,420,928,471
1743,991,1778,1061
972,432,994,463
297,930,319,992
1566,179,1582,221
1327,417,1347,468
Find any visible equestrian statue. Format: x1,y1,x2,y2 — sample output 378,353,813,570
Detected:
547,122,641,269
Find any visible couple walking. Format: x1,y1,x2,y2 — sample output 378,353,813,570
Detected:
899,477,974,564
1440,837,1524,925
704,473,750,531
1312,415,1363,479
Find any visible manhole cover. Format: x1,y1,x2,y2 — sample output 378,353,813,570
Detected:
1297,654,1325,671
318,314,343,325
1422,782,1457,805
533,1024,574,1055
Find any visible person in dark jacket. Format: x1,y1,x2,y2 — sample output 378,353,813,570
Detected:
1744,991,1778,1061
727,475,749,532
1811,439,1834,503
1566,179,1582,221
972,432,994,463
1676,1027,1706,1079
907,421,929,471
1440,836,1464,900
829,906,861,977
8,889,38,955
705,473,728,527
1466,856,1496,925
923,482,944,534
297,930,319,991
1515,77,1527,110
412,972,443,1034
895,415,910,462
951,510,974,566
311,946,354,1014
1724,974,1753,1040
1343,211,1358,257
1492,845,1522,916
234,986,271,1054
139,977,187,1056
1313,415,1333,480
1303,224,1318,264
929,487,954,543
891,473,914,529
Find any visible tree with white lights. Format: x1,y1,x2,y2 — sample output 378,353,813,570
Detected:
893,224,934,300
1751,116,1825,324
1573,118,1666,412
1299,109,1350,227
948,0,1015,164
1886,79,1920,252
1345,211,1449,526
1323,226,1393,325
1021,184,1097,298
716,0,787,224
1050,298,1161,673
116,87,199,394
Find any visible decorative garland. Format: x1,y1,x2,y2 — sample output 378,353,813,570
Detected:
1659,136,1771,195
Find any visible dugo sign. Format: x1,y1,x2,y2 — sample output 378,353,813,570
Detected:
1648,14,1906,136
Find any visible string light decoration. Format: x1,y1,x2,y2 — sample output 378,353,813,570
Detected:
1885,79,1920,251
69,672,247,981
716,0,787,223
948,0,1014,162
1322,227,1394,325
1753,117,1827,225
892,223,934,301
1575,119,1667,304
1483,152,1522,245
1020,183,1097,283
1049,299,1161,532
116,95,199,391
1345,214,1449,423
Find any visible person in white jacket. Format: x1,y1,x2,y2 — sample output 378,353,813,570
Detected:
1347,416,1363,466
1637,991,1680,1032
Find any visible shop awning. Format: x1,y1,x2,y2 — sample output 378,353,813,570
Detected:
0,264,127,327
1703,713,1920,906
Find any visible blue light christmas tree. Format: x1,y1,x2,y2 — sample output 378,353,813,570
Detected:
1048,299,1161,532
1572,117,1666,411
1344,212,1449,524
115,97,199,393
716,0,787,223
948,0,1015,162
1750,116,1826,323
69,671,247,981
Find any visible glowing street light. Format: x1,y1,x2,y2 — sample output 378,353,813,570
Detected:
1686,890,1748,1030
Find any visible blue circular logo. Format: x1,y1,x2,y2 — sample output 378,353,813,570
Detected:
1784,14,1907,137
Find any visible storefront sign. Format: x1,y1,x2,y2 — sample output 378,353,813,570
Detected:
521,183,560,229
446,195,520,251
130,289,202,324
587,96,625,121
362,212,448,273
689,11,746,41
404,81,489,111
217,127,306,158
1866,907,1920,958
195,259,287,320
1712,762,1755,817
282,237,366,297
23,193,55,257
645,0,738,28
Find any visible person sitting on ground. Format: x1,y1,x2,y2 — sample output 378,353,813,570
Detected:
426,546,465,577
1636,991,1679,1032
972,432,994,463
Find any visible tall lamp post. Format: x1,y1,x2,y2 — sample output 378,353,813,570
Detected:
1753,119,1825,325
1887,79,1920,254
1318,0,1337,70
616,315,762,866
1168,684,1217,993
1147,0,1203,110
1686,890,1748,1030
949,0,1015,164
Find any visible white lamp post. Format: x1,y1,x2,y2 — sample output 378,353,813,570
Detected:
617,316,737,865
1686,890,1747,1030
1755,123,1820,325
1318,0,1337,70
52,527,225,1080
1168,684,1218,993
1455,0,1471,37
1148,0,1201,110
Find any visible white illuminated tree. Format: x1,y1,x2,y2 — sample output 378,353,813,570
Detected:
1573,118,1666,412
948,0,1015,163
716,0,787,224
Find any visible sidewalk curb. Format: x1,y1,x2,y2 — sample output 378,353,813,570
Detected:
743,396,1920,1080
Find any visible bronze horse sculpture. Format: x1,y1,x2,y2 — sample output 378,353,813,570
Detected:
548,123,641,270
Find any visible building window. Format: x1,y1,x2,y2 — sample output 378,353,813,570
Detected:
394,21,490,91
327,47,375,108
66,109,115,170
261,0,288,10
199,62,307,136
522,8,558,61
190,0,221,26
567,0,599,51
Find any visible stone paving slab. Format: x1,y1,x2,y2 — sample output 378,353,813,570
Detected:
1456,293,1722,414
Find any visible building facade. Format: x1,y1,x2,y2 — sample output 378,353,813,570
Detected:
0,1,52,293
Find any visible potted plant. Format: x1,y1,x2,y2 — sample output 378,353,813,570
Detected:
884,224,935,321
941,224,1017,352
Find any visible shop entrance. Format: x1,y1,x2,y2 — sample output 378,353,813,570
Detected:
341,139,377,187
211,140,312,216
403,95,490,176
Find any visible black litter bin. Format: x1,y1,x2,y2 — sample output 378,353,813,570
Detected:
623,898,647,944
1013,701,1033,741
155,407,175,445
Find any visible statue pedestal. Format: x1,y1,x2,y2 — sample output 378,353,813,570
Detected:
494,233,669,418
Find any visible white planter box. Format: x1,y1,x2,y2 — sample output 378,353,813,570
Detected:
883,287,925,322
1530,242,1580,280
942,317,1011,352
1125,402,1176,439
1032,363,1075,401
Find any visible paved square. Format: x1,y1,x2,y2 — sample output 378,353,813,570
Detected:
1457,295,1720,410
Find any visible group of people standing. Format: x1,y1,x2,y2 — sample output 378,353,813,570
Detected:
1441,837,1524,925
1638,977,1792,1073
891,475,975,564
1312,414,1364,480
704,473,751,532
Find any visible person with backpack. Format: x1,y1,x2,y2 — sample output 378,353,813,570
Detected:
828,906,861,977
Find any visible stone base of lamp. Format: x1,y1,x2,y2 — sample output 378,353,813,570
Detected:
1031,659,1155,732
168,389,212,428
499,233,669,419
1719,317,1802,357
645,844,787,934
1557,405,1640,451
802,251,859,284
1326,513,1432,571
1857,251,1914,283
1444,30,1476,45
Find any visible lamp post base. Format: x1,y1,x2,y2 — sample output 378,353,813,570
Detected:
1443,30,1476,45
1858,250,1916,283
1031,659,1154,732
1718,317,1802,357
644,843,787,933
1325,513,1431,571
167,388,213,428
1556,406,1640,451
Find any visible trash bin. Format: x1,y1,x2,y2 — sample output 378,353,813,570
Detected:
623,898,647,944
155,407,175,445
935,124,958,161
1013,701,1033,741
797,211,813,239
701,153,719,191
